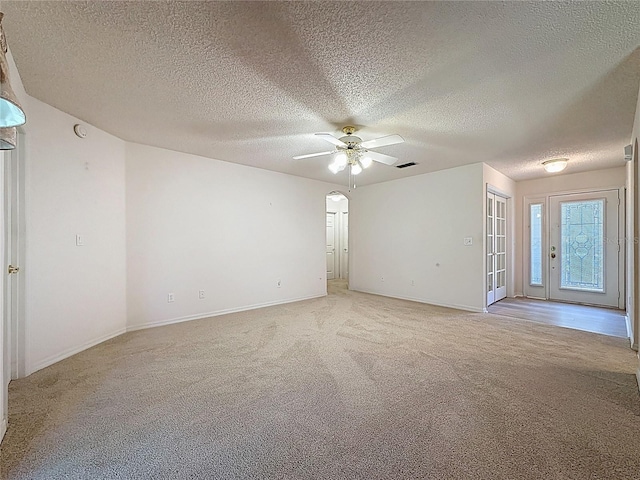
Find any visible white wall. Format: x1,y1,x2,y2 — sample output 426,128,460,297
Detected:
23,97,127,373
126,143,338,330
349,163,486,312
514,167,627,298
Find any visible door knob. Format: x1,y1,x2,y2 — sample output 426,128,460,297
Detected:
8,265,19,274
550,253,556,259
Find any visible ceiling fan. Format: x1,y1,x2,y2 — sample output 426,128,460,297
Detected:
293,126,404,180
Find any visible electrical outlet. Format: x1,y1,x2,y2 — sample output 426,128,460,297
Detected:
198,290,205,299
411,280,415,286
464,237,473,246
381,277,384,282
276,280,281,288
167,293,174,303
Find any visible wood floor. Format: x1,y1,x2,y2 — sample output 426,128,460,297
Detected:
488,297,628,338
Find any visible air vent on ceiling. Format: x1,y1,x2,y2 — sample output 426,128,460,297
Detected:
396,162,417,169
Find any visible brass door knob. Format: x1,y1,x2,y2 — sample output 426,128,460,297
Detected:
8,265,19,274
550,253,556,259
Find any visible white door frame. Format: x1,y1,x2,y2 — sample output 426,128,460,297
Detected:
1,131,27,444
5,136,26,379
325,190,351,281
523,186,625,310
486,186,510,308
0,149,5,443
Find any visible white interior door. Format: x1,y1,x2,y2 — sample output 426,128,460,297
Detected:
487,192,507,306
5,142,23,380
340,211,348,280
326,212,337,280
549,190,620,307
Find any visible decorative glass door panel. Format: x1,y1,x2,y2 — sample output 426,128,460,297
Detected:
560,199,604,292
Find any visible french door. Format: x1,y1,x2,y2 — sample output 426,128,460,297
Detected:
548,190,620,307
487,192,507,306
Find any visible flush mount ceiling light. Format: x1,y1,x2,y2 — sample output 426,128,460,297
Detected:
0,13,26,129
293,126,404,190
542,158,568,173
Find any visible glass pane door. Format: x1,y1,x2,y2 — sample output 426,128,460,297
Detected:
487,192,507,306
549,190,619,307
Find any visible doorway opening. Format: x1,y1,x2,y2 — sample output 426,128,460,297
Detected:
326,192,349,290
524,189,624,309
4,130,26,380
2,130,26,443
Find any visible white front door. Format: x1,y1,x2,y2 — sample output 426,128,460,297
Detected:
487,192,507,306
340,211,348,280
326,212,337,280
549,190,620,307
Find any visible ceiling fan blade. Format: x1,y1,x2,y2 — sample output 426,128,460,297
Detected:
365,150,398,166
315,133,347,147
360,134,405,149
292,150,334,160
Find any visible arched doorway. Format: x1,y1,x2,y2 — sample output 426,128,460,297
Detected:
326,192,349,287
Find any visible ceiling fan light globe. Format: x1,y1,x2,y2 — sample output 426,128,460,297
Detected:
351,163,362,175
328,162,341,174
360,156,372,168
334,152,347,167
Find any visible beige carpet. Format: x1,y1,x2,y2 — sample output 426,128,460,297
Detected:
1,280,639,479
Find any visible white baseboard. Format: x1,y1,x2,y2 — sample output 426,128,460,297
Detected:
350,288,484,313
126,294,326,333
1,417,7,445
25,294,327,375
29,327,127,375
625,315,634,347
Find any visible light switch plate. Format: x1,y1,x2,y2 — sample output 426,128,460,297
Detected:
75,234,84,246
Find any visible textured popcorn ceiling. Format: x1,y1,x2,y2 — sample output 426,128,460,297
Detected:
3,1,640,184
